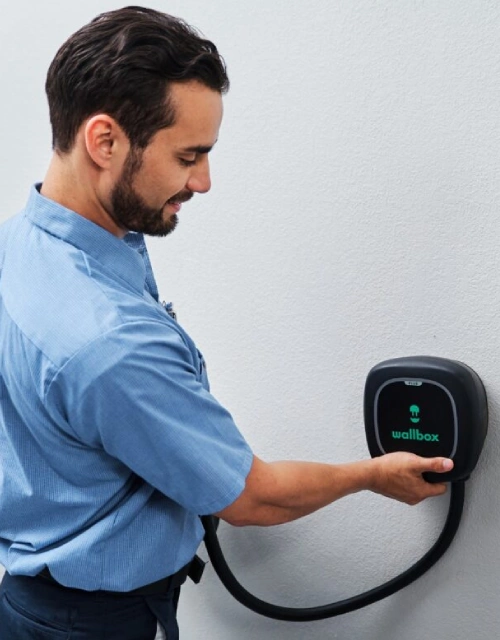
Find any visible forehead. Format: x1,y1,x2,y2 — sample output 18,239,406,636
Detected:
158,80,223,149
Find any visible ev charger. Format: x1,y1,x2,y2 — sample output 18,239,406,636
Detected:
364,356,488,482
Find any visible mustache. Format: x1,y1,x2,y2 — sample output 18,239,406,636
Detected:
167,191,193,205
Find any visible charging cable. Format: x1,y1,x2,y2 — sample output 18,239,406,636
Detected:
201,480,464,622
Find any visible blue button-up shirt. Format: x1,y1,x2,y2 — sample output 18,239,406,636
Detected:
0,185,253,591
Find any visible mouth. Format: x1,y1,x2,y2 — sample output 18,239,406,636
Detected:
165,201,182,214
165,192,193,215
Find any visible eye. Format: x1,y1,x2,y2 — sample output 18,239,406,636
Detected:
178,156,197,167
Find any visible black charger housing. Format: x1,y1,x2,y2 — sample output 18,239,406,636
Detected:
364,356,488,482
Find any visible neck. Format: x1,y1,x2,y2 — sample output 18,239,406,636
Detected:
41,152,125,238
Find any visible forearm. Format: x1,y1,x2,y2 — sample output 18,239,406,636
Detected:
246,458,377,525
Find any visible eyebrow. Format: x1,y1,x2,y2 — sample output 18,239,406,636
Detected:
180,142,217,154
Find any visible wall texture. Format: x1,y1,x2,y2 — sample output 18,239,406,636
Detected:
1,1,500,639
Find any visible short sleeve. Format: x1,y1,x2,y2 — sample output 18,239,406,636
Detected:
46,321,253,515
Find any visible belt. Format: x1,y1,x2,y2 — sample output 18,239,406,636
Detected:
37,555,205,596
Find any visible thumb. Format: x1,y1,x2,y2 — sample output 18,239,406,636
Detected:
421,457,454,474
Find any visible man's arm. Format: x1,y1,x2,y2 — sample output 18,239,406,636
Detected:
215,453,453,527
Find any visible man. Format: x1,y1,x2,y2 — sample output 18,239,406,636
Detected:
0,6,452,639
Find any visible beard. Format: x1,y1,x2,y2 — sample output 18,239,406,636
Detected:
109,148,192,237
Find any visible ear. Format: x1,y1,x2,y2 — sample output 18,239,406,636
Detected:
84,115,129,169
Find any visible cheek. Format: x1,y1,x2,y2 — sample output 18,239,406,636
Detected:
137,160,186,197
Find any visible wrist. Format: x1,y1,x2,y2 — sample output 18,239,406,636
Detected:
357,457,381,494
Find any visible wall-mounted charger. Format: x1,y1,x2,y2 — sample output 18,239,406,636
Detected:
364,356,488,482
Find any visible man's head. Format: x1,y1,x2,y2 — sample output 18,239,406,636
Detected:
45,6,229,236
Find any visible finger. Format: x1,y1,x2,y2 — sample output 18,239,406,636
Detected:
418,457,454,474
426,482,448,496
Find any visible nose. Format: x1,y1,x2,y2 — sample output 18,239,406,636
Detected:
187,155,211,194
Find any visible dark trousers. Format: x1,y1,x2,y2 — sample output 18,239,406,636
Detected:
0,572,181,639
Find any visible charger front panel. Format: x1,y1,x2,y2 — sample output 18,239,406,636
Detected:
374,378,457,459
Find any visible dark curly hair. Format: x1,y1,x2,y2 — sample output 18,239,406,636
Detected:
45,6,230,152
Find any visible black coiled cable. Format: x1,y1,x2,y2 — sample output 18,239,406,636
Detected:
201,480,465,622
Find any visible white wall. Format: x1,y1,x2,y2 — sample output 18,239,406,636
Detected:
2,1,500,638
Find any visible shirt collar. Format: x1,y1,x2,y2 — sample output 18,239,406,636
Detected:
24,184,147,295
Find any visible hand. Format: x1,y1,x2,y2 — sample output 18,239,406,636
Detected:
370,452,453,505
